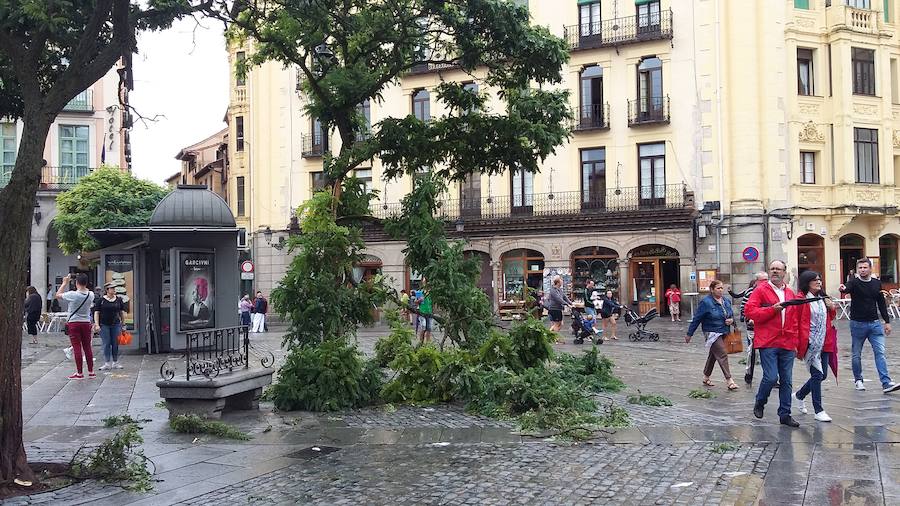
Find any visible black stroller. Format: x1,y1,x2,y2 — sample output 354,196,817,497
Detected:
570,307,603,345
622,307,660,341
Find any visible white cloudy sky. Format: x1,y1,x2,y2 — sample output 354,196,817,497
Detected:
130,17,229,183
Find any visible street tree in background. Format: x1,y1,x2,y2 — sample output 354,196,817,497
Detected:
0,0,204,489
54,166,170,254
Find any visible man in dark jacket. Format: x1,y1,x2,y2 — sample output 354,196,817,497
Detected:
840,257,900,394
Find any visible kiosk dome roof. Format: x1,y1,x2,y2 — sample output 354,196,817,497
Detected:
149,185,236,227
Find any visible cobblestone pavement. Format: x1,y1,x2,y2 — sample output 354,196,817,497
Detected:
12,319,900,505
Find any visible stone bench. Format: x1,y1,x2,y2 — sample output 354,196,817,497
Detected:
156,368,274,419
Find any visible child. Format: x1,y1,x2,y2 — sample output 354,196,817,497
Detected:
583,313,603,342
665,284,682,322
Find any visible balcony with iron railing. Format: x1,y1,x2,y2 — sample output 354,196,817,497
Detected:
370,184,689,222
564,9,673,51
628,96,670,126
0,166,95,190
63,90,93,112
301,133,326,158
574,104,610,131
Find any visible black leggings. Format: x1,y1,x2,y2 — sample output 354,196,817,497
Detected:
26,313,40,336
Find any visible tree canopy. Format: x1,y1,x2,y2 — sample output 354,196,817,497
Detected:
53,166,169,254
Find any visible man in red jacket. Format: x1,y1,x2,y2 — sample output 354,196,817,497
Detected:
745,260,801,427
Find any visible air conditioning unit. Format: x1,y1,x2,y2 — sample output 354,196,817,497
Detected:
237,228,248,249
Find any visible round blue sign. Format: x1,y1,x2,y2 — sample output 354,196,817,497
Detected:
742,247,760,263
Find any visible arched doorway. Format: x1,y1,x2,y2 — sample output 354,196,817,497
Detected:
798,234,826,285
880,234,899,289
629,244,680,315
840,234,865,283
570,246,619,302
464,250,492,300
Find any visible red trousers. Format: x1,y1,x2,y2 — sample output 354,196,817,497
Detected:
67,322,94,374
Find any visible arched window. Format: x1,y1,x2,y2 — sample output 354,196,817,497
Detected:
798,234,825,284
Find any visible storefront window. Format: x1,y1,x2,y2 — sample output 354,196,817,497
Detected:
501,249,544,302
880,235,899,284
798,233,825,282
570,246,618,302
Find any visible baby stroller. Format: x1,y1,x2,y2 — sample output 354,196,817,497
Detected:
570,307,603,345
622,307,660,341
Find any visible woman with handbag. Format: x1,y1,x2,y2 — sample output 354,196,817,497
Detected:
56,273,95,380
93,282,126,371
685,280,739,390
792,270,837,422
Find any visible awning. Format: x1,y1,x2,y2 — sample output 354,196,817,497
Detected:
88,227,239,249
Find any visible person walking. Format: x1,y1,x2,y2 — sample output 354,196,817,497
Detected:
545,276,572,342
598,290,620,340
239,295,252,328
746,260,800,427
685,280,738,390
584,280,600,317
665,284,682,322
251,291,268,333
792,270,837,422
24,286,42,344
731,272,769,384
840,257,900,393
417,281,434,344
56,273,95,380
93,283,126,371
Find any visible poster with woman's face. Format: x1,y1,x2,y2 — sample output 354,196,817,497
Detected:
179,252,215,332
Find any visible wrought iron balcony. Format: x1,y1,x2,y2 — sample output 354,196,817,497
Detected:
628,96,670,126
563,10,673,51
63,90,93,112
370,184,688,221
301,133,326,157
574,104,610,131
0,166,97,191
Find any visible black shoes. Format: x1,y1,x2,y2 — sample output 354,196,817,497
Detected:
744,373,753,384
780,416,800,427
753,403,764,419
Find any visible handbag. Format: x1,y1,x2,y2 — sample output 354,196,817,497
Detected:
724,327,744,354
63,293,90,335
118,330,133,346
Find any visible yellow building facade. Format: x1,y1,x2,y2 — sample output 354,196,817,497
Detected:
227,0,900,312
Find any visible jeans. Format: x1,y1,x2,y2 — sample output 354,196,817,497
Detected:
240,311,251,327
850,320,892,387
99,323,121,363
796,352,830,414
755,347,795,417
585,307,597,317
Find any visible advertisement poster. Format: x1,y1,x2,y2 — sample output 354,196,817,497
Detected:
179,252,215,332
105,254,135,329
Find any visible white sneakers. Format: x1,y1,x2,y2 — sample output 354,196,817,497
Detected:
63,346,73,360
792,392,808,414
814,411,833,422
99,363,110,371
112,362,123,369
856,380,867,391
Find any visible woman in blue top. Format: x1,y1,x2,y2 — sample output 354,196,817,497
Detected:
685,279,738,390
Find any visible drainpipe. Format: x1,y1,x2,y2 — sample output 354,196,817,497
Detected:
714,0,726,274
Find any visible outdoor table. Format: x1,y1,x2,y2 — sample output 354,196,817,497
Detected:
835,299,852,320
683,292,700,323
44,312,68,333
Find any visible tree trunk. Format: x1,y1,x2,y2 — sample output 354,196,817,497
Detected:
0,116,51,489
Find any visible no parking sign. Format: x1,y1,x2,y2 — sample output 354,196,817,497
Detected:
742,247,760,263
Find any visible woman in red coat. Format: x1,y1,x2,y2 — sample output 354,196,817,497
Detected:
793,270,837,422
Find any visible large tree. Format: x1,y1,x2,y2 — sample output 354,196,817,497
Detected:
0,0,202,488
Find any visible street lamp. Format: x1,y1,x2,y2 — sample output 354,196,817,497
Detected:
455,217,464,233
263,226,273,244
33,201,42,225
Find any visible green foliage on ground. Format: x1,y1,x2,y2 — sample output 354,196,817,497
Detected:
102,414,148,428
688,389,716,399
626,393,674,407
709,442,740,454
54,167,170,254
71,424,152,492
169,414,251,441
266,338,382,412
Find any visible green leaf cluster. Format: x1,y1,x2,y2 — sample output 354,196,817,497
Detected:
265,338,382,412
626,393,674,407
271,191,388,348
373,315,414,368
70,423,152,492
53,167,169,254
168,414,251,441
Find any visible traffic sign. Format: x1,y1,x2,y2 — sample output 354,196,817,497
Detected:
689,272,697,281
240,260,254,273
742,247,760,263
